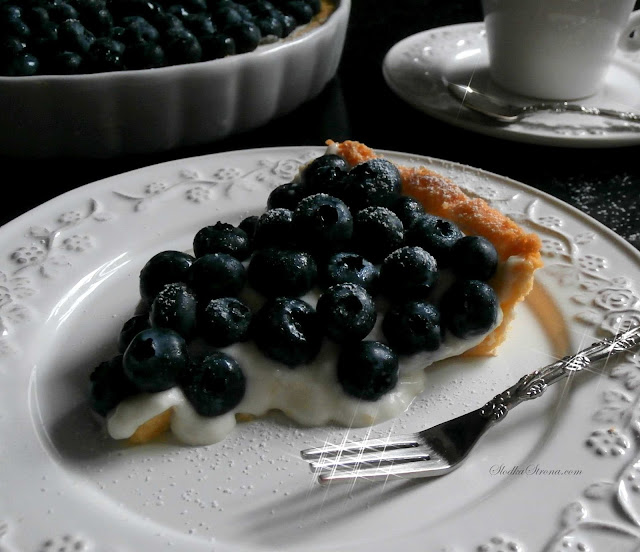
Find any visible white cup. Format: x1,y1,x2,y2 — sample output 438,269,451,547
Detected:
481,0,640,100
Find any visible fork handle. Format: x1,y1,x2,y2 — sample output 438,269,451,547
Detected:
479,325,640,422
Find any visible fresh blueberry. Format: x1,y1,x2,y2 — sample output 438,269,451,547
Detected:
224,19,260,53
118,313,151,353
198,296,252,347
0,5,31,39
405,213,464,268
183,12,216,38
1,51,39,76
193,221,251,260
380,245,439,300
280,13,296,35
164,26,202,64
352,206,404,263
49,1,80,22
281,0,314,23
80,6,113,35
121,15,160,43
251,297,322,367
247,247,317,297
58,18,95,54
149,282,198,340
337,341,399,401
382,300,441,354
254,13,283,38
48,50,83,74
89,354,139,416
342,158,402,211
267,180,308,210
390,195,425,229
293,194,353,255
139,250,195,304
187,252,246,301
123,40,165,68
450,235,499,281
86,36,125,71
316,283,376,344
238,214,259,245
440,279,499,339
179,351,246,417
123,327,189,392
300,154,349,196
252,207,296,248
200,31,235,59
210,4,244,29
322,251,379,293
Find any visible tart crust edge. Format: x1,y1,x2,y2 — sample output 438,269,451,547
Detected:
329,139,543,357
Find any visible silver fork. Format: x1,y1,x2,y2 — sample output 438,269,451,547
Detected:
301,325,640,485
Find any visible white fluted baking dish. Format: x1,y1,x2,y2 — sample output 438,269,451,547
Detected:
0,0,349,159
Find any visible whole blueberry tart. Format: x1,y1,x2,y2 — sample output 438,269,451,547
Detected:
0,0,334,75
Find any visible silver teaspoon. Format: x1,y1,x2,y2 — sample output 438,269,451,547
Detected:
447,82,640,124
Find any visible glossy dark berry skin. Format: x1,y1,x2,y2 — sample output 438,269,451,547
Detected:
382,300,441,354
252,207,296,248
300,154,349,196
337,341,399,401
267,180,308,210
440,279,499,339
198,296,252,347
322,251,379,294
390,195,425,229
193,221,251,260
380,246,439,300
123,327,189,392
179,352,246,417
164,26,202,64
352,206,404,263
139,250,195,304
316,283,376,344
247,247,317,297
251,297,322,367
293,194,353,255
188,252,246,301
342,158,402,211
118,313,151,353
450,235,499,281
405,214,464,268
89,354,138,416
58,18,95,53
149,282,198,340
238,214,259,245
224,19,260,53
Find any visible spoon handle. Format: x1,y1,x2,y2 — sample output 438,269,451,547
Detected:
522,102,640,122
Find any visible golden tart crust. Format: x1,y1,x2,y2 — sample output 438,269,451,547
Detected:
329,139,543,356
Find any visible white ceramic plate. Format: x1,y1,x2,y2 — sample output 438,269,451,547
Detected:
0,1,349,159
383,22,640,148
1,146,640,552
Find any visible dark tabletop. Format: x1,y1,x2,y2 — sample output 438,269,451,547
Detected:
1,0,639,250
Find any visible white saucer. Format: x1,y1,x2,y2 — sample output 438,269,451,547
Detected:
382,22,640,148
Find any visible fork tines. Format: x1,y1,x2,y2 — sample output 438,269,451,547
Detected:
301,433,442,484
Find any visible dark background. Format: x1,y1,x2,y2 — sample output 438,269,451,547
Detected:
1,0,639,250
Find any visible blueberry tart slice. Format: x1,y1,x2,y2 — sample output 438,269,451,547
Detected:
92,140,542,446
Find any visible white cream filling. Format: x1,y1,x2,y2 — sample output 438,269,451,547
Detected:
107,275,507,446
